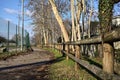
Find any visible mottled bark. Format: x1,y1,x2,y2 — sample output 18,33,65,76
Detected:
81,0,86,39
71,0,77,41
49,0,69,42
88,0,93,38
75,1,82,40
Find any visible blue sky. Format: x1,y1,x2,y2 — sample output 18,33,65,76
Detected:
0,0,119,38
0,0,22,23
0,0,33,38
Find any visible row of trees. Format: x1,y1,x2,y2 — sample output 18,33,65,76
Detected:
28,0,120,44
28,0,120,74
27,0,64,45
28,0,98,45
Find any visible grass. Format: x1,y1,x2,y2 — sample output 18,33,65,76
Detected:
82,56,102,68
43,48,62,58
0,50,27,60
45,48,97,80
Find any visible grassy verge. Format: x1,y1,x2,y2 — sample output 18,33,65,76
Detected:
0,50,27,60
82,56,102,68
43,48,62,58
45,48,97,80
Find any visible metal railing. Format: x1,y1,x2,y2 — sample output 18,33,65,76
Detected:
0,18,30,53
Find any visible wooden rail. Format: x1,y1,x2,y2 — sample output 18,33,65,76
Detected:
62,50,120,80
64,28,120,45
53,28,120,80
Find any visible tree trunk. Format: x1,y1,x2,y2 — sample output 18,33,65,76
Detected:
98,0,118,74
43,27,47,45
81,0,86,39
71,0,77,41
88,0,93,38
49,0,69,42
75,1,82,40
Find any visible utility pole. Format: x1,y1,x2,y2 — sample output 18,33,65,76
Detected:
18,13,20,48
18,0,21,50
21,0,24,51
7,21,10,52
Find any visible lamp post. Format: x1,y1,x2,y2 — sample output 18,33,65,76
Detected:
21,0,24,51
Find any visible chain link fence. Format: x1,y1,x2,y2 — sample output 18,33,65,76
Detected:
0,17,30,53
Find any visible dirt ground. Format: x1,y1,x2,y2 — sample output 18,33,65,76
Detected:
0,48,54,80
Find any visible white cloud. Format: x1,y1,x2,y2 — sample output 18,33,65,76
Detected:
4,8,32,17
4,8,18,14
5,18,12,22
25,10,33,17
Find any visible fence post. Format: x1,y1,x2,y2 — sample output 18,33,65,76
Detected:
53,43,55,50
57,44,58,49
62,43,65,57
75,45,80,71
59,44,62,54
58,44,61,53
55,44,56,49
66,44,69,60
98,44,103,57
103,43,114,74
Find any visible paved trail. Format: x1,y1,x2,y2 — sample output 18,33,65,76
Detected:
0,48,54,80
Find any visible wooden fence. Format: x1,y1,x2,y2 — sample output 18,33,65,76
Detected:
53,28,120,80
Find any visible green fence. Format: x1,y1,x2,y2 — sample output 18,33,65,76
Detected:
0,17,30,52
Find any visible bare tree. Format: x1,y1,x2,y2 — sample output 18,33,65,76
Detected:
49,0,69,42
27,0,60,45
71,0,77,42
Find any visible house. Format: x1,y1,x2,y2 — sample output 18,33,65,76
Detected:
90,21,100,37
112,15,120,49
112,15,120,26
90,15,120,37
